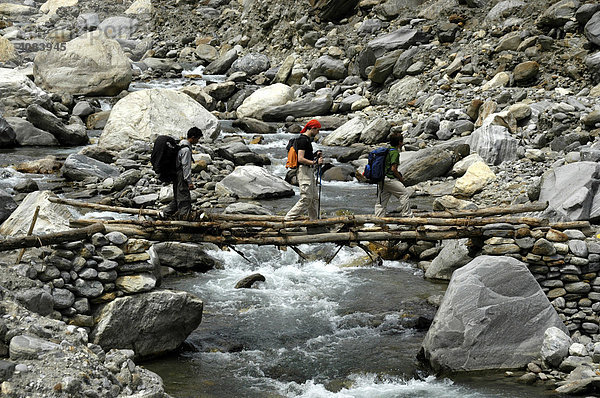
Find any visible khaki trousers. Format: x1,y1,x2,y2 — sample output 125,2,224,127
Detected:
374,177,411,217
285,165,318,220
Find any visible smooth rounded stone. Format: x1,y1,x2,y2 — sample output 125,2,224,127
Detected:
0,360,15,381
554,242,569,254
552,297,566,308
482,243,520,255
578,298,592,307
74,279,104,298
45,254,73,271
570,257,589,266
587,240,600,254
565,282,591,294
9,335,59,360
513,61,539,82
562,274,581,283
562,264,582,274
546,229,569,242
515,237,535,249
105,231,127,245
532,238,556,256
548,288,567,299
223,202,272,215
569,342,589,357
100,245,124,261
51,288,75,309
115,273,156,294
541,280,564,288
589,292,600,301
97,271,118,283
562,229,586,240
530,265,549,274
517,372,538,384
569,240,589,257
91,233,109,247
73,298,90,314
79,268,98,279
234,273,266,289
581,322,599,334
97,260,118,272
16,289,53,316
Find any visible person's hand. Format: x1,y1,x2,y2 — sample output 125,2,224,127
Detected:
316,157,324,165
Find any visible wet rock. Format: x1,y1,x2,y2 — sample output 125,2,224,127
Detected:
322,165,355,182
0,189,17,223
235,273,266,288
90,290,203,359
61,154,120,182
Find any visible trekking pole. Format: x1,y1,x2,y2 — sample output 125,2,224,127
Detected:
317,164,322,219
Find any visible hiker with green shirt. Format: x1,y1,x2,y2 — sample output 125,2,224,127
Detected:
374,132,412,217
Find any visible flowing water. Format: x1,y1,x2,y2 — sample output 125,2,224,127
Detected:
0,75,561,397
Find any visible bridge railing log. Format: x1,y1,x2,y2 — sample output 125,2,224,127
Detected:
0,223,105,252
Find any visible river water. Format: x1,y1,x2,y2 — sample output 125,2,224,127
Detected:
0,76,560,397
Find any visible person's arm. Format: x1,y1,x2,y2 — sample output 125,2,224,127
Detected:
180,147,194,188
297,149,323,166
390,163,403,182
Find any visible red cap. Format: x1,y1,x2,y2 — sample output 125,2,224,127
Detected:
300,119,321,134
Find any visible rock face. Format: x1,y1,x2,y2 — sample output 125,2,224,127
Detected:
0,191,78,235
33,31,132,96
99,88,220,150
215,165,294,199
420,255,568,372
539,161,600,222
90,290,203,359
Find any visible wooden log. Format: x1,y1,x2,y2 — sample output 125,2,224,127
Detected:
549,221,592,230
49,197,160,217
0,223,105,252
15,205,40,264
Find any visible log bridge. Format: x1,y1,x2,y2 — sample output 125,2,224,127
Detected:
0,199,591,264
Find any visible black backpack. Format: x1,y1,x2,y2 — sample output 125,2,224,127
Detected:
151,135,181,183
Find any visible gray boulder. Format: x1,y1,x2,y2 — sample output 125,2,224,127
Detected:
367,27,430,57
539,161,600,222
235,273,266,289
425,239,473,280
322,165,355,182
584,10,600,46
420,255,568,372
541,326,572,367
536,0,580,29
153,242,218,272
204,46,240,75
61,154,120,182
15,289,53,316
6,117,58,146
26,104,88,146
90,290,203,359
231,53,270,76
0,116,17,148
400,146,455,186
360,118,391,145
309,55,347,80
215,165,294,199
468,123,518,166
262,94,332,122
9,335,59,360
485,1,525,22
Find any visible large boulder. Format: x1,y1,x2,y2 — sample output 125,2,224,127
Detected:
585,10,600,46
452,161,496,197
26,104,88,146
539,161,600,222
321,117,366,146
309,55,347,80
33,31,132,96
425,239,473,280
90,290,203,359
0,68,49,111
359,118,391,145
6,117,59,146
236,83,294,120
0,191,78,235
420,255,568,372
262,94,332,122
99,88,220,150
230,53,270,76
61,154,120,182
400,146,455,186
468,123,518,166
386,76,421,107
215,165,294,199
153,242,218,272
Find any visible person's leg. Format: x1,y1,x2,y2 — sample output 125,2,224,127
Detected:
162,179,179,216
307,170,318,220
375,180,392,217
285,165,312,220
175,169,192,219
386,178,412,216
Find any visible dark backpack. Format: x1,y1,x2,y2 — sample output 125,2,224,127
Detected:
151,135,181,183
363,147,391,183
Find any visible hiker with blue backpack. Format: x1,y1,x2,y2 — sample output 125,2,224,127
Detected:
368,132,412,217
152,127,202,220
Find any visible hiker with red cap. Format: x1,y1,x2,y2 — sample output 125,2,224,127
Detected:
285,119,323,220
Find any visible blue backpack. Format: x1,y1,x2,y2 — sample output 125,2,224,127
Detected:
363,147,392,183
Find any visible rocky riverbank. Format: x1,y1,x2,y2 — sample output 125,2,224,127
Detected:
2,0,600,396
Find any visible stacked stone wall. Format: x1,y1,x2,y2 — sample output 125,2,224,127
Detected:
479,223,600,337
25,231,159,327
